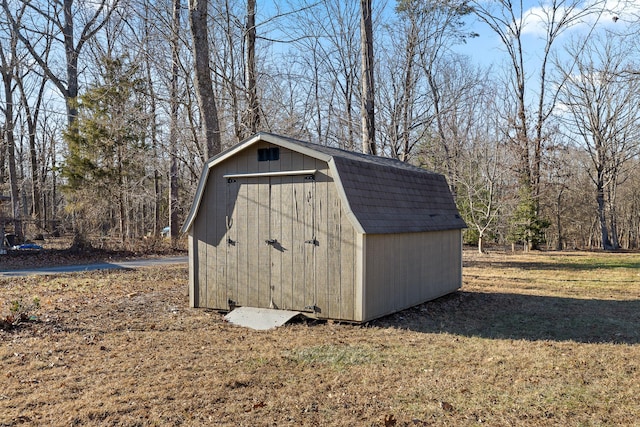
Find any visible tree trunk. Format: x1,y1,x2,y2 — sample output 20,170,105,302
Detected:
63,0,79,126
556,190,563,250
221,0,242,142
169,0,181,244
596,180,613,250
189,0,221,160
17,75,46,230
360,0,375,155
245,0,260,134
2,74,23,243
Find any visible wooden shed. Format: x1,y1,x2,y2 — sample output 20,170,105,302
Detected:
181,132,466,322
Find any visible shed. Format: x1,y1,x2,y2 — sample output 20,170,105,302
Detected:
181,132,466,322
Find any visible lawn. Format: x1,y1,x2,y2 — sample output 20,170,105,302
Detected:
1,250,639,426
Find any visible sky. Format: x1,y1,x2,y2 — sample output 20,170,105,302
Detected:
453,0,638,70
256,0,638,72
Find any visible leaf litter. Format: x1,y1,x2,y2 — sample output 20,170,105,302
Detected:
0,250,639,426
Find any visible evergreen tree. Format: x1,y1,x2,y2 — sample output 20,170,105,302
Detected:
62,55,149,245
508,184,550,250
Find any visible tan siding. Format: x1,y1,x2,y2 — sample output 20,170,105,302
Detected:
194,186,208,308
279,157,295,310
245,177,259,307
342,225,357,321
362,230,462,321
354,233,364,321
213,168,226,310
303,155,317,312
326,180,342,318
225,173,239,309
270,173,283,308
332,207,359,320
258,177,271,308
235,178,249,307
362,233,384,316
314,167,329,317
290,152,306,310
188,234,197,307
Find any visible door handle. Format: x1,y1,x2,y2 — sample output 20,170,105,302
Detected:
265,239,277,246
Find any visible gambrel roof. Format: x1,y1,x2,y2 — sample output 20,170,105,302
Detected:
182,132,466,234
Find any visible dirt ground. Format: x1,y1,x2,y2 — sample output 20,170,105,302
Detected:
1,249,639,426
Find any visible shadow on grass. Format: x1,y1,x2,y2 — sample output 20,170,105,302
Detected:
373,291,640,344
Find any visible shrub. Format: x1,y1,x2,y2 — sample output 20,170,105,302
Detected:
1,297,40,329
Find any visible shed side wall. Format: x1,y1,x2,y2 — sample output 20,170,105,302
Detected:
362,229,462,321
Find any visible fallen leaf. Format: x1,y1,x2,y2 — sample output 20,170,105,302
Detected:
440,401,455,412
384,414,397,426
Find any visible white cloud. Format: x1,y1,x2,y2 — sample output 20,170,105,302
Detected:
519,0,638,38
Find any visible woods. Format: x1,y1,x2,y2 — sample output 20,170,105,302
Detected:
0,0,639,251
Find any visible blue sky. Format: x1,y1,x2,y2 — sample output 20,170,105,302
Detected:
453,0,636,69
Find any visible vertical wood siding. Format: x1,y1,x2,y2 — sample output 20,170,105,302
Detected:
188,234,197,307
362,230,462,321
191,144,358,320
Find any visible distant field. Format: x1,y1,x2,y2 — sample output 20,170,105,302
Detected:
1,250,639,426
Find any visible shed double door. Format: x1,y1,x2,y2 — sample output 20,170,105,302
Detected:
224,174,317,312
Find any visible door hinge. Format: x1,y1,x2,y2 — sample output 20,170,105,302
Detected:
304,304,321,313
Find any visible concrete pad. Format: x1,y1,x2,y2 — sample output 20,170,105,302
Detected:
224,306,302,330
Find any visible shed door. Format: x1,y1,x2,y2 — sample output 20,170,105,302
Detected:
224,174,317,312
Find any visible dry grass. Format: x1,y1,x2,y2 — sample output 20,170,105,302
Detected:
1,250,639,426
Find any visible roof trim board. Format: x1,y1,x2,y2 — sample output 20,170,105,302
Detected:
327,157,365,234
223,169,317,179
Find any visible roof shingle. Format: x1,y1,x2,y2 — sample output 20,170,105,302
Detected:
270,134,467,234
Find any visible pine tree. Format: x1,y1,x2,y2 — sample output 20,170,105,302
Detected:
62,55,149,246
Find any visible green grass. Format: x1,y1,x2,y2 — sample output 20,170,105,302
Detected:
287,344,381,369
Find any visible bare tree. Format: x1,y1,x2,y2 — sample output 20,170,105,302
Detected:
244,0,260,135
15,63,49,231
377,4,422,162
188,0,221,159
2,0,121,127
456,89,509,253
286,0,361,147
558,33,640,250
378,0,478,168
471,0,605,249
169,0,181,243
0,3,24,242
360,0,375,154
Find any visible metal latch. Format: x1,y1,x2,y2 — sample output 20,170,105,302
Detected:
265,239,277,246
304,238,319,246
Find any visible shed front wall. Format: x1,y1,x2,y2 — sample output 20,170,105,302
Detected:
362,229,462,321
189,142,359,321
